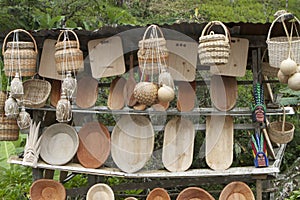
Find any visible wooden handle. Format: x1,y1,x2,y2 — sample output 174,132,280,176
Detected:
56,29,80,50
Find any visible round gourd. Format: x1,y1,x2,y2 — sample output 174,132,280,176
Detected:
277,70,289,84
288,72,300,91
280,57,297,76
157,85,175,102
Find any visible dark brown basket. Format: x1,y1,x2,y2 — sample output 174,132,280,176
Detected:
23,79,51,108
0,114,19,141
0,91,6,114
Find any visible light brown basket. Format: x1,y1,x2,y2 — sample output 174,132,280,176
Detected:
198,21,230,65
23,79,51,108
0,91,6,114
138,25,168,75
0,114,19,141
133,82,158,106
266,13,300,68
2,29,38,77
268,108,295,144
55,30,84,74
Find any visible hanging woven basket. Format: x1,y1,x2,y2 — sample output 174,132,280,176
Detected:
23,79,51,108
55,30,84,74
198,21,230,65
266,13,300,68
0,114,19,141
2,29,38,77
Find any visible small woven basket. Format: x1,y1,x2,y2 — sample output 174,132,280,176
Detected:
55,30,84,74
266,13,300,68
268,108,295,144
2,29,38,77
0,91,6,114
134,82,158,106
23,79,51,108
198,21,230,65
0,114,19,141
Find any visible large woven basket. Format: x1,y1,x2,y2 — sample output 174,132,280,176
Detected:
198,21,230,65
23,79,51,108
268,108,295,144
266,13,300,68
138,25,168,75
0,114,19,141
55,30,84,74
2,29,38,77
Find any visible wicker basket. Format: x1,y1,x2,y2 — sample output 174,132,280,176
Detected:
138,25,168,75
268,108,295,144
0,91,6,114
134,82,158,106
198,21,230,65
266,13,300,68
2,29,38,77
55,30,84,74
0,114,19,141
23,79,51,108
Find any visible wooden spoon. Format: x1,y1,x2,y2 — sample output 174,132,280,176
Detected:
124,54,137,107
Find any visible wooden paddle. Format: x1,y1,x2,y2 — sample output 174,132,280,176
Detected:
176,81,196,112
107,76,126,110
76,75,99,109
210,75,237,111
124,54,137,107
162,116,195,172
50,79,61,107
206,115,233,170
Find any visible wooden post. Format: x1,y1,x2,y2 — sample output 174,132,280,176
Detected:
256,179,263,200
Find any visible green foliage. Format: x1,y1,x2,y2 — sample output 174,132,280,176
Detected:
286,189,300,200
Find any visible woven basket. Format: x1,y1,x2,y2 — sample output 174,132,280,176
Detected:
261,50,279,78
2,29,38,77
268,108,295,144
0,114,19,141
198,21,230,65
0,91,6,114
138,25,168,75
55,30,84,74
266,13,300,68
134,82,158,106
23,79,51,108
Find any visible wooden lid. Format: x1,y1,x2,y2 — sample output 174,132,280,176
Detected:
30,179,66,200
87,183,114,200
176,187,215,200
146,188,171,200
219,181,255,200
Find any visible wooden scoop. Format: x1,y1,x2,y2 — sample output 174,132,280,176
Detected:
177,81,196,112
107,76,126,110
206,115,233,170
124,54,137,107
76,75,98,109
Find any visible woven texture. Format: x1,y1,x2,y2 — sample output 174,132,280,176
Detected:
2,29,38,77
0,91,6,114
23,79,51,108
134,82,158,106
0,114,19,141
268,121,294,144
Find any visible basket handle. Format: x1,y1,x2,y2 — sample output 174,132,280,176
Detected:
141,25,165,49
2,29,38,56
56,29,80,50
266,13,300,42
200,21,229,42
282,106,286,132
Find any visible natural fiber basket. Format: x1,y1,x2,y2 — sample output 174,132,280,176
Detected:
134,82,158,106
261,50,279,78
2,29,38,77
138,25,168,75
266,13,300,68
23,79,51,108
0,114,19,141
0,91,6,114
268,108,295,144
198,21,230,65
55,30,84,74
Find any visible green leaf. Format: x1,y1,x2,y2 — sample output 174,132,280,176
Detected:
0,142,16,170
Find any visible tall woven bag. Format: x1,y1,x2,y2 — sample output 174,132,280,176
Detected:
0,113,19,141
2,29,38,77
55,30,84,74
198,21,230,65
266,13,300,68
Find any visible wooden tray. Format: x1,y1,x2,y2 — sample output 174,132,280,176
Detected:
162,116,195,172
206,116,233,170
210,38,249,77
38,39,64,80
111,115,154,173
210,75,237,111
166,40,198,81
88,37,125,78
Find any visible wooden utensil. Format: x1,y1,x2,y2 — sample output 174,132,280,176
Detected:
107,76,126,110
38,39,64,80
162,116,195,172
210,38,249,77
50,79,61,107
111,115,154,173
210,75,237,111
176,81,196,112
76,75,98,109
206,115,233,170
88,37,125,78
124,54,137,107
